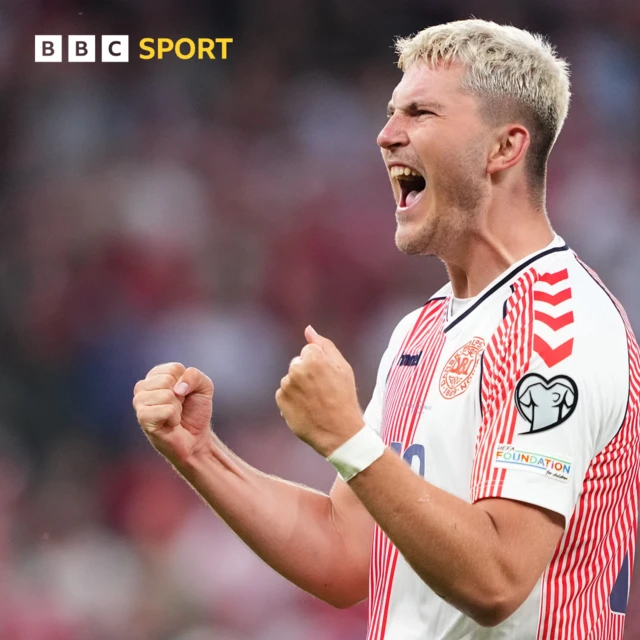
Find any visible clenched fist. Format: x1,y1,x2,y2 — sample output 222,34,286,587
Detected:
133,362,214,466
276,326,365,458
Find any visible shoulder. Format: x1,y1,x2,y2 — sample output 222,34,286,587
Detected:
526,252,632,448
387,307,423,352
531,252,628,358
388,284,451,350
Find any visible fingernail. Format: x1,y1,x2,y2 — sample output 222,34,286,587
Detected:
174,382,189,395
307,325,318,337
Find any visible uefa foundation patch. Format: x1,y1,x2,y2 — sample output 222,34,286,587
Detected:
493,444,572,482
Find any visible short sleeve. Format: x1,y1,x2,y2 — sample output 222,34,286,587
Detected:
471,277,629,522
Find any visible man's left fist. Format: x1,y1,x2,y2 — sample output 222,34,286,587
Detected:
276,326,364,457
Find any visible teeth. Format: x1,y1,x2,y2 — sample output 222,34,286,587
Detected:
389,165,422,179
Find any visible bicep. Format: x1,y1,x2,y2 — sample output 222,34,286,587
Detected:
478,497,564,605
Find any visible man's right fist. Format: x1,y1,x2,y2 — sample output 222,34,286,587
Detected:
133,362,214,465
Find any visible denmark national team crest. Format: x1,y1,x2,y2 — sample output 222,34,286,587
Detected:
439,337,485,399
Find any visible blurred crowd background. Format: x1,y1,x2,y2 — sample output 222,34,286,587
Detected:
0,0,639,638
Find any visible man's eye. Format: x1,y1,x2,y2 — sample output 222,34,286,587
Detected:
416,110,434,116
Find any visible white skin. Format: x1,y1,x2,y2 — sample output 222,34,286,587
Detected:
134,61,563,626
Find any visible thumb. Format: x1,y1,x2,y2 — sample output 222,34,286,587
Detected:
305,325,341,358
173,367,214,398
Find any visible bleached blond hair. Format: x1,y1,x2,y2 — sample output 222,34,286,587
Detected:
396,19,571,188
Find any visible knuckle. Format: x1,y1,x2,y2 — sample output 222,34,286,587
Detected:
137,408,156,428
157,373,176,389
146,404,174,424
302,344,323,361
141,374,175,391
300,344,315,358
167,362,186,379
157,389,177,404
147,362,184,379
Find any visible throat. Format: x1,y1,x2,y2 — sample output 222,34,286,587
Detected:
450,295,477,318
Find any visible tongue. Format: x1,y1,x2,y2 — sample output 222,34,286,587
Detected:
406,190,421,207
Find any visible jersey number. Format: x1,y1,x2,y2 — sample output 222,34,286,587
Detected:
390,442,425,477
610,552,630,614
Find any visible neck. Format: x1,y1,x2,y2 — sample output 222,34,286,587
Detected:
443,195,554,299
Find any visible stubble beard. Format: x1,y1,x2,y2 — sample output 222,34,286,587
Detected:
395,154,487,258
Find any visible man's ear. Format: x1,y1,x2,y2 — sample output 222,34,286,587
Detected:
486,124,530,176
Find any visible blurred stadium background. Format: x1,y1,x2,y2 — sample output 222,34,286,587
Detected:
0,1,639,638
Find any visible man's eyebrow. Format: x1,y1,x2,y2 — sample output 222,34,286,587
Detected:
386,100,445,115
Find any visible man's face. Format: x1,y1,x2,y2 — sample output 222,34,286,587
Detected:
377,62,490,257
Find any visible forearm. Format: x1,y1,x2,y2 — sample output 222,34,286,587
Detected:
348,449,508,623
173,432,366,607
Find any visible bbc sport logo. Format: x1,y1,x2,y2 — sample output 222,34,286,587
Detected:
34,36,233,62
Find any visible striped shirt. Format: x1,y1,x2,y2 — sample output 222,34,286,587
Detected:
363,235,640,640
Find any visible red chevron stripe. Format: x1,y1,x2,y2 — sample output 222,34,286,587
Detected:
534,288,572,306
534,310,575,331
539,268,569,285
533,335,574,367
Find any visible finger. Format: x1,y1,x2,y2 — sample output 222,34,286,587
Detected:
174,367,214,398
288,357,308,383
135,374,182,394
289,355,303,369
137,404,181,430
304,325,342,358
300,343,323,361
275,387,284,410
133,389,182,410
146,362,186,382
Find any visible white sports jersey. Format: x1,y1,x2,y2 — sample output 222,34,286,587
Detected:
362,236,640,640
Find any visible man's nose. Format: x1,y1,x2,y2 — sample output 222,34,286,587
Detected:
377,115,410,150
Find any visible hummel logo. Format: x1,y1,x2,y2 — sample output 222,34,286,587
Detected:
399,351,422,367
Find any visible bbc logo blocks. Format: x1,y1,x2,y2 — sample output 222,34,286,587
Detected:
101,36,128,62
68,36,95,62
35,36,129,62
35,35,62,62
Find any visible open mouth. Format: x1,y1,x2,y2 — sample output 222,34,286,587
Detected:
390,166,427,208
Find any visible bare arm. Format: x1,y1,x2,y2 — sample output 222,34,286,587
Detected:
276,328,565,627
133,362,372,608
348,449,564,626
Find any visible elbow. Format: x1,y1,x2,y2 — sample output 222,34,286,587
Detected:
322,592,365,610
470,607,510,628
318,580,368,610
467,593,521,628
329,597,359,610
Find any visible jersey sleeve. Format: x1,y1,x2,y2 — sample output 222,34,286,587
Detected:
470,276,629,522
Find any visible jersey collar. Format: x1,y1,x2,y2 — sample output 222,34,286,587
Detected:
433,235,569,333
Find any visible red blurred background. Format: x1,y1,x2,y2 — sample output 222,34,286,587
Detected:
0,1,639,638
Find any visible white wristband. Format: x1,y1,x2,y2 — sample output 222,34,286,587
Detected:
326,425,386,482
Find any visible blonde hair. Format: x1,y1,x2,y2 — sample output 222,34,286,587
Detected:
396,19,571,187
